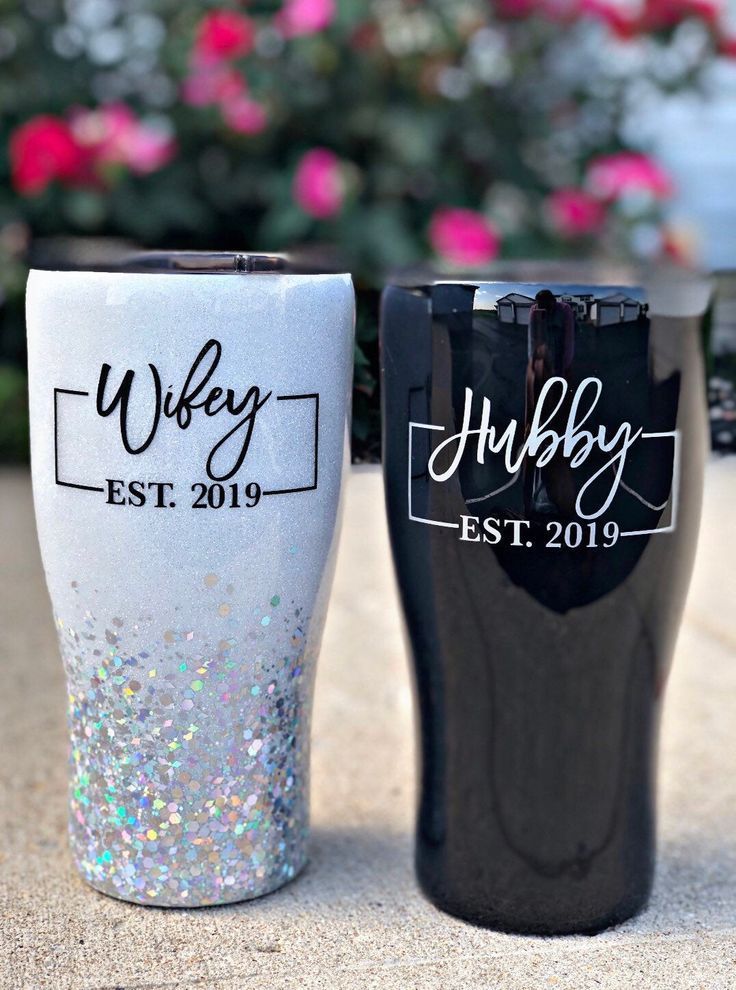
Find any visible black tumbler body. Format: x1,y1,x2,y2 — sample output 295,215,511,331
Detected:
380,276,708,935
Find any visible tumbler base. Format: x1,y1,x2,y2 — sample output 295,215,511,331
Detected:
75,852,309,909
417,872,650,936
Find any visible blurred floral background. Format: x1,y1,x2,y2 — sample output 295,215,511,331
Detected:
1,0,735,460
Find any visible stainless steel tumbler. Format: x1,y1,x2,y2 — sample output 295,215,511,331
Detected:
27,254,354,906
381,269,710,934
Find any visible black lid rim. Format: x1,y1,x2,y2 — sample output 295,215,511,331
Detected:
120,251,290,274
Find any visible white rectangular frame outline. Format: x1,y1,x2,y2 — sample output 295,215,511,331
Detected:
618,429,680,538
408,422,459,529
407,422,681,536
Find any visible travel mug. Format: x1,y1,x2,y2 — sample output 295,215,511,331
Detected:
380,271,710,934
27,254,354,906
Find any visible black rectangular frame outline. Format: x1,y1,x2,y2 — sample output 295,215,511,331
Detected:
53,388,105,493
53,388,319,497
262,393,319,496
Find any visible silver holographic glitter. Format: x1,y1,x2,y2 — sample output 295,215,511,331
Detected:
59,578,314,906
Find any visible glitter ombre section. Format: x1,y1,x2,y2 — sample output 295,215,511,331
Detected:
58,580,315,906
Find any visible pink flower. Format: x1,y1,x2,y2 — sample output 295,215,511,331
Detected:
181,62,266,137
221,97,268,135
719,33,736,56
643,0,720,28
586,152,673,201
71,104,175,175
119,122,176,174
580,0,640,36
9,116,88,195
9,106,175,195
276,0,336,37
429,207,500,266
182,65,247,107
293,148,345,218
546,187,606,237
193,10,255,66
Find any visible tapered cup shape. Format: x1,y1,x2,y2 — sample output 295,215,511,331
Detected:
27,266,354,906
380,271,709,934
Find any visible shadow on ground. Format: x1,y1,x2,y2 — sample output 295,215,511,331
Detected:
214,824,417,921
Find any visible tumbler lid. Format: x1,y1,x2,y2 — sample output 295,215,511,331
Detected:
120,251,289,274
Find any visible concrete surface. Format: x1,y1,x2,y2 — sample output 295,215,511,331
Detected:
1,463,735,990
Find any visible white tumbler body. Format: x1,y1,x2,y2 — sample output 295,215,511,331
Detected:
27,269,354,906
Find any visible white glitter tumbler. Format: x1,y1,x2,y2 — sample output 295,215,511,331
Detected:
27,255,354,906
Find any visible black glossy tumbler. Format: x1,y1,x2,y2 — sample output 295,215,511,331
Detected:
380,272,710,934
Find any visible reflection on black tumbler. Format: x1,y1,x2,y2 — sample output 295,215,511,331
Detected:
380,274,710,934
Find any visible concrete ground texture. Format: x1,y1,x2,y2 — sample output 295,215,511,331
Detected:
1,463,735,990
